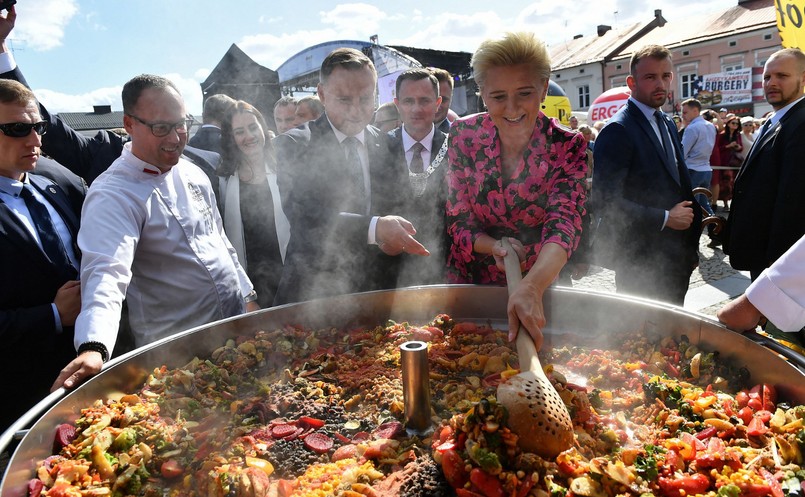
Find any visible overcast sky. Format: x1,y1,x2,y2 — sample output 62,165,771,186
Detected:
11,0,738,115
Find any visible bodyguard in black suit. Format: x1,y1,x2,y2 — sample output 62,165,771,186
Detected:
387,68,450,285
725,48,805,280
188,94,235,155
0,79,86,431
274,48,428,304
593,45,701,305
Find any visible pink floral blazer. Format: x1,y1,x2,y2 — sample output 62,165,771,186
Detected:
446,113,588,284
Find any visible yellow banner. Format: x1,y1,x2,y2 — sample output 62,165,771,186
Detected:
776,0,805,49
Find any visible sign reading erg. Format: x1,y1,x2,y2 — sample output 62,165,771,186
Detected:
588,87,631,122
694,69,753,106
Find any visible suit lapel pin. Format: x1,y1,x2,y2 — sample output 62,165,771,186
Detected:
48,186,57,194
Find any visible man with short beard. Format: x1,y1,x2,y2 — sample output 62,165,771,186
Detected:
725,48,805,281
593,45,700,305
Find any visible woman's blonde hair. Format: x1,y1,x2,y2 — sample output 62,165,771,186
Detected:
471,32,551,87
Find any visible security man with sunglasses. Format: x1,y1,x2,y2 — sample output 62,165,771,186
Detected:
0,79,87,432
51,74,257,391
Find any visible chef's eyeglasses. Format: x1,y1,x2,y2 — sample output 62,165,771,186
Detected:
0,120,48,138
128,114,193,137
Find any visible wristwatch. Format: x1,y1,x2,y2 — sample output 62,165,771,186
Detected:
244,290,258,304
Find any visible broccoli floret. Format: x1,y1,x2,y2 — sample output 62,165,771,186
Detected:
466,440,503,475
717,484,741,497
111,428,137,452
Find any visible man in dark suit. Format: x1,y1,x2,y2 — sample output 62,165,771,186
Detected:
0,79,86,431
274,48,428,304
388,68,449,286
593,45,701,305
725,48,805,280
430,68,453,134
188,93,235,154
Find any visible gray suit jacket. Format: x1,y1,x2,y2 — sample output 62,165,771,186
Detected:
273,114,406,304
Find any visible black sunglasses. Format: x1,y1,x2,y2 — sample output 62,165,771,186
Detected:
0,120,48,138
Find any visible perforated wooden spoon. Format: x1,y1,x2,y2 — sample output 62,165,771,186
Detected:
496,239,574,458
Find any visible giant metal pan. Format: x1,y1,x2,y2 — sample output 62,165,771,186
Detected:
3,285,805,497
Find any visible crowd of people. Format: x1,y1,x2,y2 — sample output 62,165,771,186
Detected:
1,0,804,434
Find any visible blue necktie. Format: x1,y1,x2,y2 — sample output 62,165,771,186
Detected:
20,185,77,281
654,111,680,183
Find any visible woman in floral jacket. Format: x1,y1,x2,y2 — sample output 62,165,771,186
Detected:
446,32,588,350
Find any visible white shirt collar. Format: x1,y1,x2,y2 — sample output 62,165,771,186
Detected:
401,124,435,152
327,115,366,146
122,142,167,176
767,95,805,128
629,96,662,122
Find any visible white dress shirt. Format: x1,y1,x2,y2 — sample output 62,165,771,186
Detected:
75,144,253,352
746,234,805,332
401,125,435,171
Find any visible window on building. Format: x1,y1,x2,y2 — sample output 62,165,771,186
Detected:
721,54,744,73
611,76,626,88
578,85,590,108
680,73,698,99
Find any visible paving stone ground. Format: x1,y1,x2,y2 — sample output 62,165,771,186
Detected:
568,211,743,318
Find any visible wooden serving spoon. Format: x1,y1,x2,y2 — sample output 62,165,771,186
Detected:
495,238,574,458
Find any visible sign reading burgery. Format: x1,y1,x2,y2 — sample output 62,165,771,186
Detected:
694,69,753,106
776,0,805,50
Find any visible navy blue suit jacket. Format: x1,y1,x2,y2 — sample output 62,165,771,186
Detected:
726,98,805,277
273,114,406,304
188,125,223,155
0,158,86,430
593,100,701,271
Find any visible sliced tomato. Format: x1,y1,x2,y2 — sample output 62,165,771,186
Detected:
438,425,454,444
470,468,506,497
277,479,297,497
516,477,535,497
331,444,358,462
441,449,469,488
160,459,183,479
735,391,749,408
738,406,754,424
694,426,718,440
759,468,784,497
746,416,768,436
451,322,479,335
747,397,763,411
298,416,325,429
434,440,457,453
658,473,710,496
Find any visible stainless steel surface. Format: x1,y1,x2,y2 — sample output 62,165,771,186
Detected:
3,285,805,497
400,341,432,433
